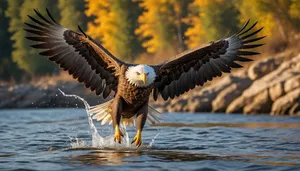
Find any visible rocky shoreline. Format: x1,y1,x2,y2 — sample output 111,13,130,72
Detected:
151,51,300,115
1,51,299,115
0,81,107,109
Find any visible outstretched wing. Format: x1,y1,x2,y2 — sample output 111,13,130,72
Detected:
152,21,265,101
24,9,125,98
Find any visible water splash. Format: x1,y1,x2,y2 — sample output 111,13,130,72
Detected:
58,89,158,149
70,137,88,148
149,133,160,147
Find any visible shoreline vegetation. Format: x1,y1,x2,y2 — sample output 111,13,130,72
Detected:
1,48,299,116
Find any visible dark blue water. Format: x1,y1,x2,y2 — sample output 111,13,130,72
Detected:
1,109,300,171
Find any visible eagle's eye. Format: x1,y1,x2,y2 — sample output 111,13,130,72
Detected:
136,72,140,75
146,72,149,76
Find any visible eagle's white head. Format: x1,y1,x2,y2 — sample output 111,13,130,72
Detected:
125,64,156,87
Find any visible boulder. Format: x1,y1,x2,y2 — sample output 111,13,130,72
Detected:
248,57,283,80
212,73,252,112
289,103,300,115
269,82,284,101
212,84,239,112
226,96,247,113
166,98,187,112
284,75,300,93
271,88,300,115
227,54,300,114
189,95,212,112
243,89,272,114
188,71,251,112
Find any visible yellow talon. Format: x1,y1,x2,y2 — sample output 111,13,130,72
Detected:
113,125,123,144
131,130,142,147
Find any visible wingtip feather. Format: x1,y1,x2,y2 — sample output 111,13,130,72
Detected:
78,25,87,38
46,8,58,24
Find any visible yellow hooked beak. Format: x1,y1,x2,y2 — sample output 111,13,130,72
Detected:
139,73,147,84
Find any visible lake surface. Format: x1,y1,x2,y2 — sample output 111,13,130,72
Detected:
1,109,300,171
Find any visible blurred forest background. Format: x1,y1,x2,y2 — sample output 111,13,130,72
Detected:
1,0,300,83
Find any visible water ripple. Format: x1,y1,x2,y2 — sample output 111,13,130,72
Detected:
1,109,300,171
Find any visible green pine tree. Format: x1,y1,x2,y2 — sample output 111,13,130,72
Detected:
135,0,190,55
0,0,21,81
6,0,59,76
58,0,87,31
185,0,239,48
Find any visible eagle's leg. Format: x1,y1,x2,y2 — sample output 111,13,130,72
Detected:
131,103,148,147
112,95,123,144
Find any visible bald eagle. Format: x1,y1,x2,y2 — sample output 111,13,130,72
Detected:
25,9,264,147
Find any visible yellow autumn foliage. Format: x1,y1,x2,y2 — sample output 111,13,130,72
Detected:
238,0,300,42
184,0,238,49
85,0,116,55
238,1,276,39
135,0,186,54
184,15,206,49
85,0,138,60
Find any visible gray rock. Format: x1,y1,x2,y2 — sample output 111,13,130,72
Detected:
212,73,252,112
272,88,300,115
227,54,300,114
243,89,272,114
269,83,284,101
248,57,283,80
284,75,300,93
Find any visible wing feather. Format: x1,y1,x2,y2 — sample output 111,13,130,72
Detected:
24,9,125,97
152,21,265,100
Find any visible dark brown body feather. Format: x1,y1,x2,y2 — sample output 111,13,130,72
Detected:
111,66,151,131
117,65,152,117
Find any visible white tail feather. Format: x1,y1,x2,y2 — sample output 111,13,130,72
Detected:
88,99,162,127
101,114,111,125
